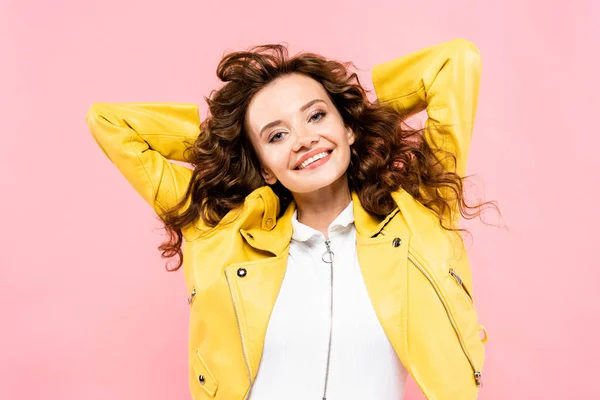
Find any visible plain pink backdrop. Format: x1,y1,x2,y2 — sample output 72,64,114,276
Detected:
1,0,599,399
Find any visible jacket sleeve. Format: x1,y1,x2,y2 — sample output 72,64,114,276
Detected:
86,102,201,216
371,38,482,178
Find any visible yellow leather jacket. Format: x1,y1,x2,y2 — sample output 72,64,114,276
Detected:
86,38,487,400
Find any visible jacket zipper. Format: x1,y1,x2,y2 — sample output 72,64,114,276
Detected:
449,268,473,302
225,271,253,400
407,254,482,387
322,239,334,400
187,288,196,305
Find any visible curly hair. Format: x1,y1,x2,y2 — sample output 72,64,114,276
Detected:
158,44,497,271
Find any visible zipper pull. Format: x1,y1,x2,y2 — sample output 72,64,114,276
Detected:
474,371,482,387
187,288,196,305
322,239,334,263
449,268,463,286
449,268,473,302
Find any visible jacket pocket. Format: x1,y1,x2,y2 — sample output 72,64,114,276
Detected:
448,268,488,345
442,264,486,384
448,268,473,304
408,252,483,387
191,349,218,398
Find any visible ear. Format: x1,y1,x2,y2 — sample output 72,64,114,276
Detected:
346,126,356,145
261,167,277,185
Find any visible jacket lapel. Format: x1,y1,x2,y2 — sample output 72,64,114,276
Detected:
222,188,295,384
355,222,411,371
224,253,289,383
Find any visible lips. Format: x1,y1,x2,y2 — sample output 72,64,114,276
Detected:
293,147,332,170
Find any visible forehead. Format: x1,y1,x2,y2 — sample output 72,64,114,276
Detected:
246,73,329,132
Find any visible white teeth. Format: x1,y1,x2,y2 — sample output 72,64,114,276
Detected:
298,152,329,169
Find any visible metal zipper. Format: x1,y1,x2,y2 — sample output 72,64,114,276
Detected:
449,268,473,302
187,288,196,306
321,239,335,400
407,254,482,387
225,271,254,400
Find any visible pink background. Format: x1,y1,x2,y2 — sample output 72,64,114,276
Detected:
1,0,599,398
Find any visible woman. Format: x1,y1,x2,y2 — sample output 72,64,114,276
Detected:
86,37,492,400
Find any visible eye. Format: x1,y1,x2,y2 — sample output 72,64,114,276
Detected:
269,131,286,143
308,110,326,122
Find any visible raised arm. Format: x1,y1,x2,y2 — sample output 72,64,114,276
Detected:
371,38,482,178
86,103,201,216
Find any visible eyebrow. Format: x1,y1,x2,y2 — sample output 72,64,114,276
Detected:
259,99,326,137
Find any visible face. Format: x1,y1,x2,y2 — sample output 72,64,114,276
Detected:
245,73,355,195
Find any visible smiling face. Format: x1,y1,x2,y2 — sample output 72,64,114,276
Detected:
245,73,355,195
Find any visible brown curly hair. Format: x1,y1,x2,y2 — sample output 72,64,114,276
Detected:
158,44,498,271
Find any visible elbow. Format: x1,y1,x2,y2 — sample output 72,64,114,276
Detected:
86,102,119,132
85,102,117,140
450,38,481,55
85,102,104,127
86,102,109,120
85,103,100,132
449,38,482,67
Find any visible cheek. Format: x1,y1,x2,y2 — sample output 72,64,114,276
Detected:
326,119,351,144
262,149,290,173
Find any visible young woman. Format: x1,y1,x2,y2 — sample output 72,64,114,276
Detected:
86,37,491,400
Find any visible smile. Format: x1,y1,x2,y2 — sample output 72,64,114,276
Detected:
296,151,332,170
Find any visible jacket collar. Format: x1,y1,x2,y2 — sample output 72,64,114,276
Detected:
240,186,400,256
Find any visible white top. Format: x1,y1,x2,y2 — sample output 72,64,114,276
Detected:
249,201,408,400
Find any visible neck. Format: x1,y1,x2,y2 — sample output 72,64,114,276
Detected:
293,175,352,239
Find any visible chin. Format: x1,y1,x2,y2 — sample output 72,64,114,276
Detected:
285,171,347,195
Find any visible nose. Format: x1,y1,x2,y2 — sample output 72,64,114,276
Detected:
292,127,319,152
